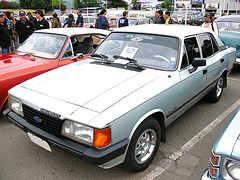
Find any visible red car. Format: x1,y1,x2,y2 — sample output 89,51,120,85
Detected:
0,28,109,112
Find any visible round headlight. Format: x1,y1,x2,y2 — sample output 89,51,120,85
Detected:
226,159,240,179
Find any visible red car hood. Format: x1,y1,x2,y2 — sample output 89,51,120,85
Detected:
0,52,49,80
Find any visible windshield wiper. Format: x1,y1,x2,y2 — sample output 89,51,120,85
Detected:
16,50,35,60
90,53,112,64
113,55,145,70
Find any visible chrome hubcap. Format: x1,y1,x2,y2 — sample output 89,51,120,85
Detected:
135,129,157,164
216,77,223,97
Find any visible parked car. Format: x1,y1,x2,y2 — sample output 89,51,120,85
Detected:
0,28,109,112
216,15,240,65
202,108,240,179
193,15,204,26
128,17,151,26
83,16,97,28
171,14,183,24
4,25,236,172
182,15,194,25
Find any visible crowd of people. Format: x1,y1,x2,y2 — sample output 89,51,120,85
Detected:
0,7,225,55
0,9,51,54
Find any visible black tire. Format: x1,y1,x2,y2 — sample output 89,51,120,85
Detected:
206,75,224,103
124,117,161,172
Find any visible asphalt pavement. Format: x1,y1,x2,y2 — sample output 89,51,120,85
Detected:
0,66,240,180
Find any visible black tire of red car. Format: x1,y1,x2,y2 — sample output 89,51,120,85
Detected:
206,75,224,103
124,117,161,172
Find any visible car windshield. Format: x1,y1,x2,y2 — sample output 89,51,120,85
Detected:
217,21,240,32
94,33,179,70
18,33,67,59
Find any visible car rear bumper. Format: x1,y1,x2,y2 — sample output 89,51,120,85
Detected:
3,108,128,166
201,169,213,180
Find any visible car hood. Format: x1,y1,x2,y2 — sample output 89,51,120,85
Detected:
214,109,240,158
21,60,165,113
0,52,46,79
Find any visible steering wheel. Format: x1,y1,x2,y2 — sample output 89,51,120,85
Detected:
154,55,170,64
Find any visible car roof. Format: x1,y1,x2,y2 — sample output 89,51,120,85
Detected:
113,24,213,39
216,15,240,22
35,28,110,36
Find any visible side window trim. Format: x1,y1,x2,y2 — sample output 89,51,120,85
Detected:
196,33,219,59
61,39,74,60
182,35,201,67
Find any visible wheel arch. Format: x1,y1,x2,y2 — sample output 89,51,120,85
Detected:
128,109,166,146
221,69,228,88
0,96,8,112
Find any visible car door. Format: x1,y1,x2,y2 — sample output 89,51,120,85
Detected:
197,33,225,88
179,36,207,106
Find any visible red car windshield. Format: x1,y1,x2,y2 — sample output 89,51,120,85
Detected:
18,33,67,59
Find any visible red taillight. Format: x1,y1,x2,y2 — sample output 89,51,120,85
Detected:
196,18,198,21
209,150,221,178
189,18,192,20
211,150,220,166
175,17,177,20
209,165,219,178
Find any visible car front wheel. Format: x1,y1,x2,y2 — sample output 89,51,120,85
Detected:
124,117,161,172
206,75,224,103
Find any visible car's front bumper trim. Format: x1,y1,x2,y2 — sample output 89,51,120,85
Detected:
3,108,128,165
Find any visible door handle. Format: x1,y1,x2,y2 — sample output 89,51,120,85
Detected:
220,58,224,63
203,69,208,75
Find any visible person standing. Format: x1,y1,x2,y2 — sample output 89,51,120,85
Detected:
118,11,129,28
3,11,17,52
34,9,49,30
76,10,83,27
0,12,11,54
15,11,34,46
156,10,165,24
52,13,61,28
153,11,159,24
27,12,37,30
165,11,174,24
63,14,76,27
98,9,109,30
201,13,218,36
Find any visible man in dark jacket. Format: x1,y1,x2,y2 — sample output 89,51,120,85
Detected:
34,9,49,30
0,12,11,54
27,12,37,30
98,9,109,30
156,10,165,24
4,11,17,51
15,10,34,45
118,11,129,28
76,9,83,27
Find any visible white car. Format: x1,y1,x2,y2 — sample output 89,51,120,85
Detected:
4,24,236,172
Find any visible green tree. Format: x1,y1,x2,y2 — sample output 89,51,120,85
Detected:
52,0,66,11
0,0,20,8
131,0,138,5
20,0,52,11
106,0,128,9
73,0,102,9
161,0,172,11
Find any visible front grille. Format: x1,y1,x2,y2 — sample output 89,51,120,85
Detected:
23,104,63,135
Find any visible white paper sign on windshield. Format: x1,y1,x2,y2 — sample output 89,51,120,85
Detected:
120,46,138,59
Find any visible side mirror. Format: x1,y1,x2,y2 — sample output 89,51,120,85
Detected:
192,58,206,67
76,53,83,59
189,58,206,73
71,53,83,60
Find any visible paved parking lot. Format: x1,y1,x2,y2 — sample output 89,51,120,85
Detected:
0,66,239,180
